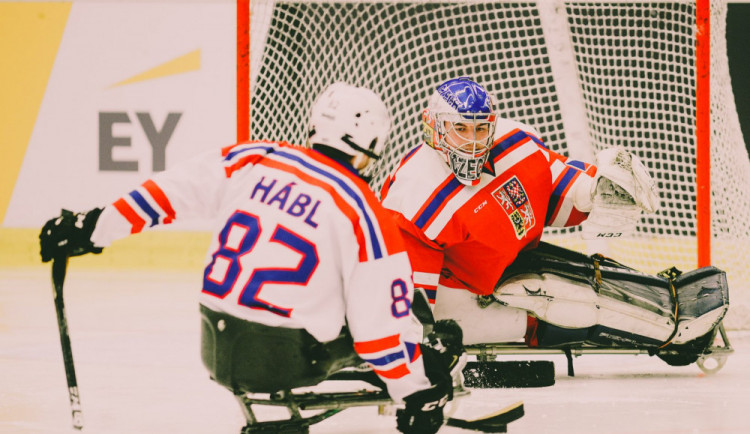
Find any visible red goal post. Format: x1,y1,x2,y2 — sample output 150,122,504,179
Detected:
239,0,750,329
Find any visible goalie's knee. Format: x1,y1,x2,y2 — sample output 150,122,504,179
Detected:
433,285,527,345
495,273,599,329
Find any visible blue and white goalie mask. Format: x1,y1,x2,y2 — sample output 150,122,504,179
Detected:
422,77,497,186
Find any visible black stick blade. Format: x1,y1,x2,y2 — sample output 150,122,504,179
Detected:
446,401,524,433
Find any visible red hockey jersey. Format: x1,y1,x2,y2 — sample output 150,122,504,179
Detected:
381,119,597,302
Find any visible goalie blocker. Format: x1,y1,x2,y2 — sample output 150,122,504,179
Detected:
494,242,729,355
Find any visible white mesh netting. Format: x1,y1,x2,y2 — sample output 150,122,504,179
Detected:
248,0,750,329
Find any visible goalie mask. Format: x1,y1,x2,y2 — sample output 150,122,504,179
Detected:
423,77,497,186
307,82,391,174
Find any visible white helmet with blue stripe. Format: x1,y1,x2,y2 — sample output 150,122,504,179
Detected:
422,77,497,186
307,82,391,173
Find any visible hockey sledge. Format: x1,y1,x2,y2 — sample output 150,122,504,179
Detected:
460,242,733,388
227,352,526,433
233,383,524,433
200,304,525,433
232,366,525,433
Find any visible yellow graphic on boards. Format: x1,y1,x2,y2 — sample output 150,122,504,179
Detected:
111,49,201,88
0,3,72,224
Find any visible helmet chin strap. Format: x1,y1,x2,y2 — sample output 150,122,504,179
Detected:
352,154,374,183
351,154,371,171
310,143,374,181
341,135,381,160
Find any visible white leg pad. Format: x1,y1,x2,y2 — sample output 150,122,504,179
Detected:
433,285,526,345
497,272,676,344
596,295,675,343
495,273,599,328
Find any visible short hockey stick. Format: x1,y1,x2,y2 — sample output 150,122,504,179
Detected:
52,256,84,430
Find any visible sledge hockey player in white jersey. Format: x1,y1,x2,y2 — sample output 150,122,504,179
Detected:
381,77,728,363
39,83,465,434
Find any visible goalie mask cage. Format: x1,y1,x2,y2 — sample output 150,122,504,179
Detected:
242,0,750,330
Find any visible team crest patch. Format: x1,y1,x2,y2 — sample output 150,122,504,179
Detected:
491,176,536,239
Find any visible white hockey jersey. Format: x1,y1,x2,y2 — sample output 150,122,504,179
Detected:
90,141,431,401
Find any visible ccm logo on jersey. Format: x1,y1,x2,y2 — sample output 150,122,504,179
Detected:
491,176,536,239
596,232,623,238
474,200,487,213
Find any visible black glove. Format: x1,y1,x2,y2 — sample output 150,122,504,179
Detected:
396,374,450,434
396,322,465,434
427,319,464,374
40,208,103,262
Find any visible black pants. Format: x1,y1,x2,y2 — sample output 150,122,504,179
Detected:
200,304,361,394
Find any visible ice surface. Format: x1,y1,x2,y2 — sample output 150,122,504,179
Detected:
2,267,748,434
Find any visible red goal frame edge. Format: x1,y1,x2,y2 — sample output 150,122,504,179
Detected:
237,0,250,143
696,0,711,267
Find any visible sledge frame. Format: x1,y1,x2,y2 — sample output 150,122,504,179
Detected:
235,389,392,433
464,322,734,377
233,385,496,434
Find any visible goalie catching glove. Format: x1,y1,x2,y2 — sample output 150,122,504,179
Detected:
580,147,660,239
40,208,103,262
396,320,465,434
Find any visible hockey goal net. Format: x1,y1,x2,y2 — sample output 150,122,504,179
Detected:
244,0,750,330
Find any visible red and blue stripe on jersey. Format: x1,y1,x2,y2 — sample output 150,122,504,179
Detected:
411,177,464,231
353,334,421,379
113,179,176,234
546,156,596,226
491,128,537,158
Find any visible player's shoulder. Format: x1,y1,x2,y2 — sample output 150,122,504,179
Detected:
288,148,407,261
276,146,387,221
389,144,451,186
224,140,370,189
300,147,377,196
381,144,456,218
494,118,542,140
489,118,550,166
221,139,295,158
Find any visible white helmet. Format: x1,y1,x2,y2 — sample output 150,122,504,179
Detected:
307,82,391,172
422,77,497,186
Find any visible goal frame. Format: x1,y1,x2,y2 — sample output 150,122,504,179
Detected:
236,0,714,268
236,0,750,329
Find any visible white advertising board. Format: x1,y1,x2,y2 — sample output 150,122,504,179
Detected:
4,1,235,230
